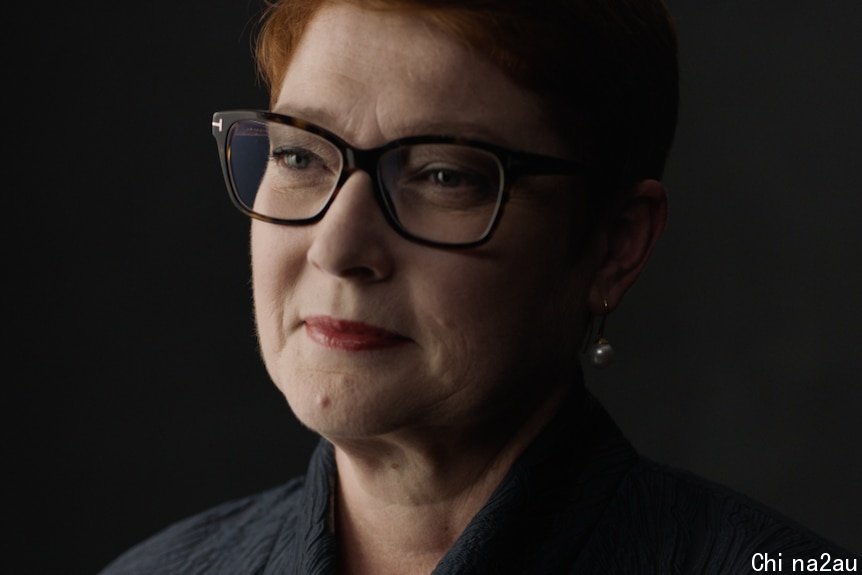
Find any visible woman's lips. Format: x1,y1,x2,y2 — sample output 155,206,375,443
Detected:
303,316,410,351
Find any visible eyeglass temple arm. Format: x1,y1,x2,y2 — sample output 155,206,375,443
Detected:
507,152,591,176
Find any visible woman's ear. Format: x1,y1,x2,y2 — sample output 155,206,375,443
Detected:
588,178,668,313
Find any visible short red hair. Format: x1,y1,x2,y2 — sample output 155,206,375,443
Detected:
255,0,678,188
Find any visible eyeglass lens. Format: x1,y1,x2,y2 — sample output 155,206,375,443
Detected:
227,119,505,244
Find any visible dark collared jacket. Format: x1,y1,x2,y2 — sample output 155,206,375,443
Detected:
100,387,857,574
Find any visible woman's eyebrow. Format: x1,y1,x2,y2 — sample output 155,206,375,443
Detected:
390,119,506,142
271,103,339,128
273,104,512,146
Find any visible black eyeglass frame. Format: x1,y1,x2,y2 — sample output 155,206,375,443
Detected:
212,109,596,248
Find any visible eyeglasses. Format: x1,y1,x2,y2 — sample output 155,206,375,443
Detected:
211,110,592,248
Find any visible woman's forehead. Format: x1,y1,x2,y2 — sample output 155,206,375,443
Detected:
273,3,570,155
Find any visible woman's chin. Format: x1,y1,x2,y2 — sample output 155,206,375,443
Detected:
277,370,424,440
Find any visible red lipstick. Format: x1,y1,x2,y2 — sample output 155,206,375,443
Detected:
303,316,409,351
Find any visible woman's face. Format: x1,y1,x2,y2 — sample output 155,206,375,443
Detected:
252,3,599,440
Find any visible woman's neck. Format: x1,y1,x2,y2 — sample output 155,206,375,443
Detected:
331,383,569,575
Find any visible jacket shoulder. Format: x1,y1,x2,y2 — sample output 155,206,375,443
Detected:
575,457,858,574
98,478,305,575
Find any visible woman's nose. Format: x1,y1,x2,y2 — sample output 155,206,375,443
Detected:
305,171,396,281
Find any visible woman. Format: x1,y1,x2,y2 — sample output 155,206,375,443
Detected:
101,0,856,573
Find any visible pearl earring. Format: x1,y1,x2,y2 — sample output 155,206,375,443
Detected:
588,299,614,368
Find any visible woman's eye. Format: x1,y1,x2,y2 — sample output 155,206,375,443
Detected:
428,168,468,188
286,153,309,168
431,170,463,188
271,148,315,169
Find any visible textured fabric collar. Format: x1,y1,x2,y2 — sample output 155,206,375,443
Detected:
432,388,638,574
272,383,638,574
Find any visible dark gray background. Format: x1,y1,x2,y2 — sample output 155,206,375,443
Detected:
10,1,860,573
